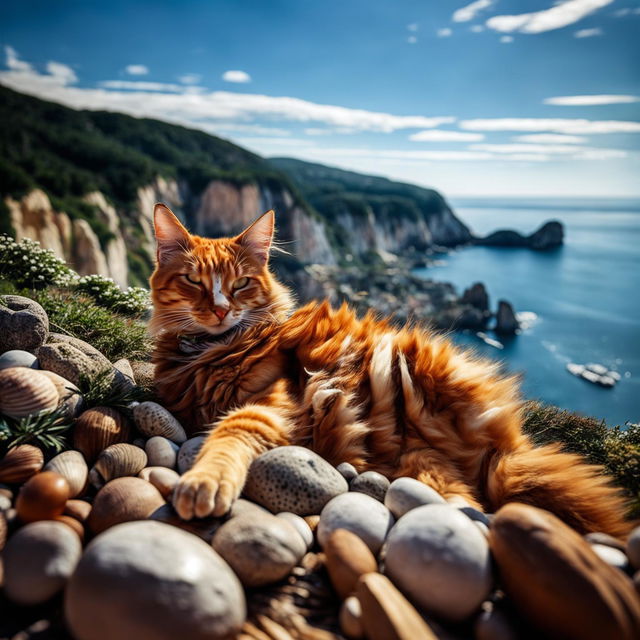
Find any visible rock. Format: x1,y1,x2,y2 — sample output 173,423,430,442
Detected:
177,436,206,473
39,370,84,418
64,499,92,522
474,220,564,250
591,544,630,572
244,446,348,515
340,596,364,639
383,504,492,622
324,528,378,599
145,436,179,468
276,512,314,549
130,361,155,388
627,526,640,570
146,467,180,499
16,471,70,523
37,342,109,386
0,349,39,369
304,514,320,533
46,332,110,364
384,477,446,518
212,514,306,587
65,520,246,640
495,300,519,335
350,471,390,502
133,401,188,444
149,503,224,543
356,573,439,640
474,604,520,640
3,520,82,605
489,503,640,640
113,358,135,383
0,295,49,353
318,493,394,555
461,282,489,313
337,462,359,482
459,506,491,528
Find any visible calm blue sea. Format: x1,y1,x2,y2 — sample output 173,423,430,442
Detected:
414,198,640,426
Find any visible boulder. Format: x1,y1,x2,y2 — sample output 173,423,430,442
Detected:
495,300,519,335
0,295,49,353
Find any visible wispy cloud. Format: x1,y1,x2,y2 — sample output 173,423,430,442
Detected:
407,23,419,32
409,130,485,142
5,45,32,72
125,64,148,75
613,7,640,17
453,0,495,23
437,28,453,37
470,143,626,157
222,70,251,83
486,0,615,35
98,80,186,92
179,73,202,85
470,25,485,33
574,27,603,37
500,36,514,43
514,133,588,144
46,61,77,84
460,118,640,134
544,94,640,106
407,36,418,44
212,124,292,136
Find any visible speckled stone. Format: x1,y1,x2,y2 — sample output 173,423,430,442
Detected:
384,504,493,622
177,437,206,473
318,492,395,555
336,462,358,482
130,361,155,388
0,296,49,353
276,512,314,549
244,446,348,516
37,342,109,386
145,436,179,468
212,514,306,587
0,350,39,370
383,477,446,519
350,471,389,503
627,526,640,570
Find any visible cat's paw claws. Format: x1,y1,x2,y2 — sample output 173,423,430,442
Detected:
173,469,238,520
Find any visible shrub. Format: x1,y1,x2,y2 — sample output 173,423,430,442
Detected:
75,274,150,316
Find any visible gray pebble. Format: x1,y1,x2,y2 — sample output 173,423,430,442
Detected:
584,531,626,552
37,342,110,386
459,506,491,528
384,477,446,518
244,446,348,515
145,436,179,469
350,471,389,502
0,350,39,370
276,512,314,549
0,296,49,353
177,437,206,474
336,462,358,482
590,543,630,572
318,492,395,555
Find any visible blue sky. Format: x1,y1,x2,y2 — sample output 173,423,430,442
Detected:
1,0,639,197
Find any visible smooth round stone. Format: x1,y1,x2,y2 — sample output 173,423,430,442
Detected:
0,349,39,370
383,477,446,519
0,295,49,353
145,436,179,469
277,512,314,549
584,532,626,552
384,504,492,622
244,446,348,515
340,596,364,639
65,521,245,640
460,506,491,528
318,492,394,555
177,436,206,474
3,520,82,605
336,462,358,482
627,526,640,570
212,514,306,587
591,544,630,572
350,471,390,503
146,467,180,499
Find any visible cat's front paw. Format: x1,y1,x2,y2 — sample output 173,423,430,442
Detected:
172,467,241,520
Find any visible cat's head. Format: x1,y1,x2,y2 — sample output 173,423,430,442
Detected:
149,204,293,337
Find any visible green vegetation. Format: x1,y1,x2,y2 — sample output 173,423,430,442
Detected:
0,406,72,457
523,401,640,518
78,368,154,412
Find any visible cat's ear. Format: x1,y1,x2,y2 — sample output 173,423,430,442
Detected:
154,204,191,264
236,210,274,266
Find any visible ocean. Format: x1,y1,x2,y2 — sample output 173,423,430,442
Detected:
413,198,640,426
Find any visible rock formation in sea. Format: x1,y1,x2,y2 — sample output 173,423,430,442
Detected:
474,220,564,251
495,300,519,335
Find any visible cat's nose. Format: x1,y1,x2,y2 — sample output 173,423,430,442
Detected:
213,306,229,321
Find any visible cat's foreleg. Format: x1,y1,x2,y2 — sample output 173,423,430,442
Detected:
173,393,292,519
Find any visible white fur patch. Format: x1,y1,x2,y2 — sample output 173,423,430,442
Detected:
369,333,395,401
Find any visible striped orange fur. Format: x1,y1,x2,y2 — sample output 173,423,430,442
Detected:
150,204,630,536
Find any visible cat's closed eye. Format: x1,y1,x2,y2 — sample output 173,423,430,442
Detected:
183,273,201,285
232,276,250,290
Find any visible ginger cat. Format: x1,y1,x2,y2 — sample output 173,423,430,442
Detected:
150,204,629,536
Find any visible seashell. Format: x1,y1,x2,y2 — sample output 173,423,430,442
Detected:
2,520,82,605
177,436,206,474
55,514,85,542
133,402,187,443
16,471,70,523
0,367,59,419
38,370,84,418
88,476,165,535
44,450,88,498
64,499,92,523
73,406,131,464
145,436,179,468
0,444,44,484
89,444,148,489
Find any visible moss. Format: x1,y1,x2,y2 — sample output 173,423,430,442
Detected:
523,401,640,518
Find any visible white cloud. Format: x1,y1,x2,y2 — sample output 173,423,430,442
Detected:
98,80,186,92
407,23,419,31
544,94,640,106
613,7,640,16
574,27,603,37
460,118,640,134
407,36,418,44
514,133,588,144
409,129,485,142
453,0,495,23
470,142,623,155
212,124,292,136
0,51,454,134
437,28,453,37
486,0,615,34
500,35,514,43
470,25,485,32
45,61,77,84
179,73,202,85
222,70,251,83
125,64,149,75
5,46,32,72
